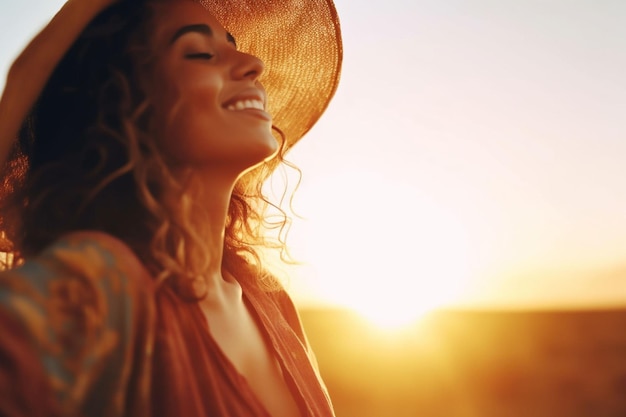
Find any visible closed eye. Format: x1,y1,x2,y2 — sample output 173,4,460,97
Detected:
185,53,214,60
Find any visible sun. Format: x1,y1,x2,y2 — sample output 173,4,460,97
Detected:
339,289,451,330
311,258,468,331
284,168,473,330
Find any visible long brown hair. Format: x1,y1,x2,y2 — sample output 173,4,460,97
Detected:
0,0,295,298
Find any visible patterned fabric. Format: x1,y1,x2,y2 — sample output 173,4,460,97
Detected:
0,231,334,417
0,231,153,417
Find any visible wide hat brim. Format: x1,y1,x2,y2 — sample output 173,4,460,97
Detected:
199,0,343,152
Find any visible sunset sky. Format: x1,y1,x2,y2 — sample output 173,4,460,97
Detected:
1,0,625,318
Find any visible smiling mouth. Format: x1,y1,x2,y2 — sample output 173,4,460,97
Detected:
225,99,264,111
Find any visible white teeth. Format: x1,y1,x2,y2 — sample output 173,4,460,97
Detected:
226,99,264,111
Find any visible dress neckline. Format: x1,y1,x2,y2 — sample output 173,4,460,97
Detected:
189,281,306,417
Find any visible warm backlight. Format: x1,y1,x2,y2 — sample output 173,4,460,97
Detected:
286,169,474,330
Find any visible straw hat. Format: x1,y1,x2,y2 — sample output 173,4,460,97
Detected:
197,0,343,150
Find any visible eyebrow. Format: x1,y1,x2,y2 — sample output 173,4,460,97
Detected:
169,24,237,47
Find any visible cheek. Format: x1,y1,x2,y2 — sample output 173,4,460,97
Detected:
145,65,276,166
150,71,222,142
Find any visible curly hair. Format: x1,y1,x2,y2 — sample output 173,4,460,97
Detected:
0,0,297,298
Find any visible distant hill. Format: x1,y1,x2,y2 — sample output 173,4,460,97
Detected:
299,307,626,417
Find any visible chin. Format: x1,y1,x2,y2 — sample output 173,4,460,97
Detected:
246,143,279,169
241,136,279,168
251,133,280,159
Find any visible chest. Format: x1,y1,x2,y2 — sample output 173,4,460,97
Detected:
199,299,302,417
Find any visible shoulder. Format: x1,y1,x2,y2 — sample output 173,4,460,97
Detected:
38,230,150,283
0,229,154,343
264,284,309,346
263,284,325,373
1,230,152,312
0,229,153,341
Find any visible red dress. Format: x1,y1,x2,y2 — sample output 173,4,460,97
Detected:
0,231,334,417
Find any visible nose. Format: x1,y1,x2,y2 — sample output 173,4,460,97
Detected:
230,50,264,81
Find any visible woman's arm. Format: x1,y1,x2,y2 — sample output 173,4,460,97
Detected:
0,231,154,417
0,0,118,169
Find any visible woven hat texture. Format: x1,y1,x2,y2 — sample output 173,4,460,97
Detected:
199,0,343,150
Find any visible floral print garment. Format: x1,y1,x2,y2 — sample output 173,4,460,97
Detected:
0,231,154,417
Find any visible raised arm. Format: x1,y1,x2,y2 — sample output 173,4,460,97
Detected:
0,0,119,169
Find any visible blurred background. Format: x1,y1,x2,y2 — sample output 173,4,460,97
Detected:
2,0,626,415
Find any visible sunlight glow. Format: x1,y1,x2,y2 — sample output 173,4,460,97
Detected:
288,168,474,329
345,292,446,331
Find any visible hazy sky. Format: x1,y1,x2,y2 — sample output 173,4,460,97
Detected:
287,0,626,310
1,0,625,312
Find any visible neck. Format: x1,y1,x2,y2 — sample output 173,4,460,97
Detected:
168,167,239,292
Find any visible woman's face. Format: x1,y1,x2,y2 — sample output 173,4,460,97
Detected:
146,0,278,173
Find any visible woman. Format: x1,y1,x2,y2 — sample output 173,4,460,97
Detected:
0,0,342,416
